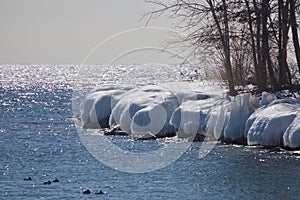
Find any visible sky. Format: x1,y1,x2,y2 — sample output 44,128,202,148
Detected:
0,0,180,64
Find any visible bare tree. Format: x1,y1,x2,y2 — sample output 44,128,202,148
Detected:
144,0,237,95
290,0,300,73
144,0,299,94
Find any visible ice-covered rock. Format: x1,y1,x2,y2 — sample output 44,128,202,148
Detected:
131,93,179,138
170,92,258,142
213,105,228,139
246,103,298,146
80,81,300,149
268,98,300,106
206,104,231,139
111,82,218,137
159,82,212,104
170,98,226,139
170,100,204,138
205,93,260,142
260,91,276,107
80,85,133,129
283,111,300,149
110,85,170,134
223,93,252,143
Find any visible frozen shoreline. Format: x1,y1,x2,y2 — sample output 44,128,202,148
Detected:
79,82,300,150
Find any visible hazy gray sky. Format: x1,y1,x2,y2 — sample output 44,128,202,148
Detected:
0,0,178,64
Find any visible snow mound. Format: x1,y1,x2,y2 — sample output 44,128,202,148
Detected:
283,112,300,149
223,93,257,142
260,92,276,107
80,85,133,129
212,105,228,139
111,82,213,138
131,93,179,138
110,84,171,134
170,98,226,138
205,101,229,139
79,81,300,149
246,103,299,146
204,93,259,142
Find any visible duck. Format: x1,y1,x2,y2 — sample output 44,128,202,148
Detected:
95,191,104,195
23,176,32,181
52,178,59,183
43,180,51,185
82,189,91,194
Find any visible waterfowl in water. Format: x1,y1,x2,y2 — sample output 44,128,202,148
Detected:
24,177,32,181
95,191,104,195
82,189,91,194
52,178,59,183
43,180,51,185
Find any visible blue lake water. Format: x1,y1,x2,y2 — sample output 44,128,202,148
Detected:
0,65,299,200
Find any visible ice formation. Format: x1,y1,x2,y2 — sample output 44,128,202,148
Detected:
131,93,179,139
79,82,300,149
80,85,133,129
110,84,173,135
283,112,300,148
170,99,225,138
260,91,276,107
246,103,298,146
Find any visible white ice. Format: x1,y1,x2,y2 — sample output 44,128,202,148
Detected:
205,93,259,142
80,82,300,149
246,103,299,146
131,93,179,138
110,84,171,134
80,85,133,129
223,93,251,141
170,99,225,138
283,111,300,148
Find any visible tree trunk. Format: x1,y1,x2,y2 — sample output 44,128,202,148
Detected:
261,0,277,91
207,0,236,95
290,0,300,73
267,51,278,91
254,0,262,87
222,0,236,95
278,0,283,86
260,0,268,91
245,0,259,86
279,0,291,87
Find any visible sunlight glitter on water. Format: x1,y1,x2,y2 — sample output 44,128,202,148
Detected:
0,64,299,200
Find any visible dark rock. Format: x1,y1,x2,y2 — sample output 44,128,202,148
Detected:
188,133,206,142
104,125,128,136
292,151,300,156
135,132,157,141
267,147,284,153
221,137,247,146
